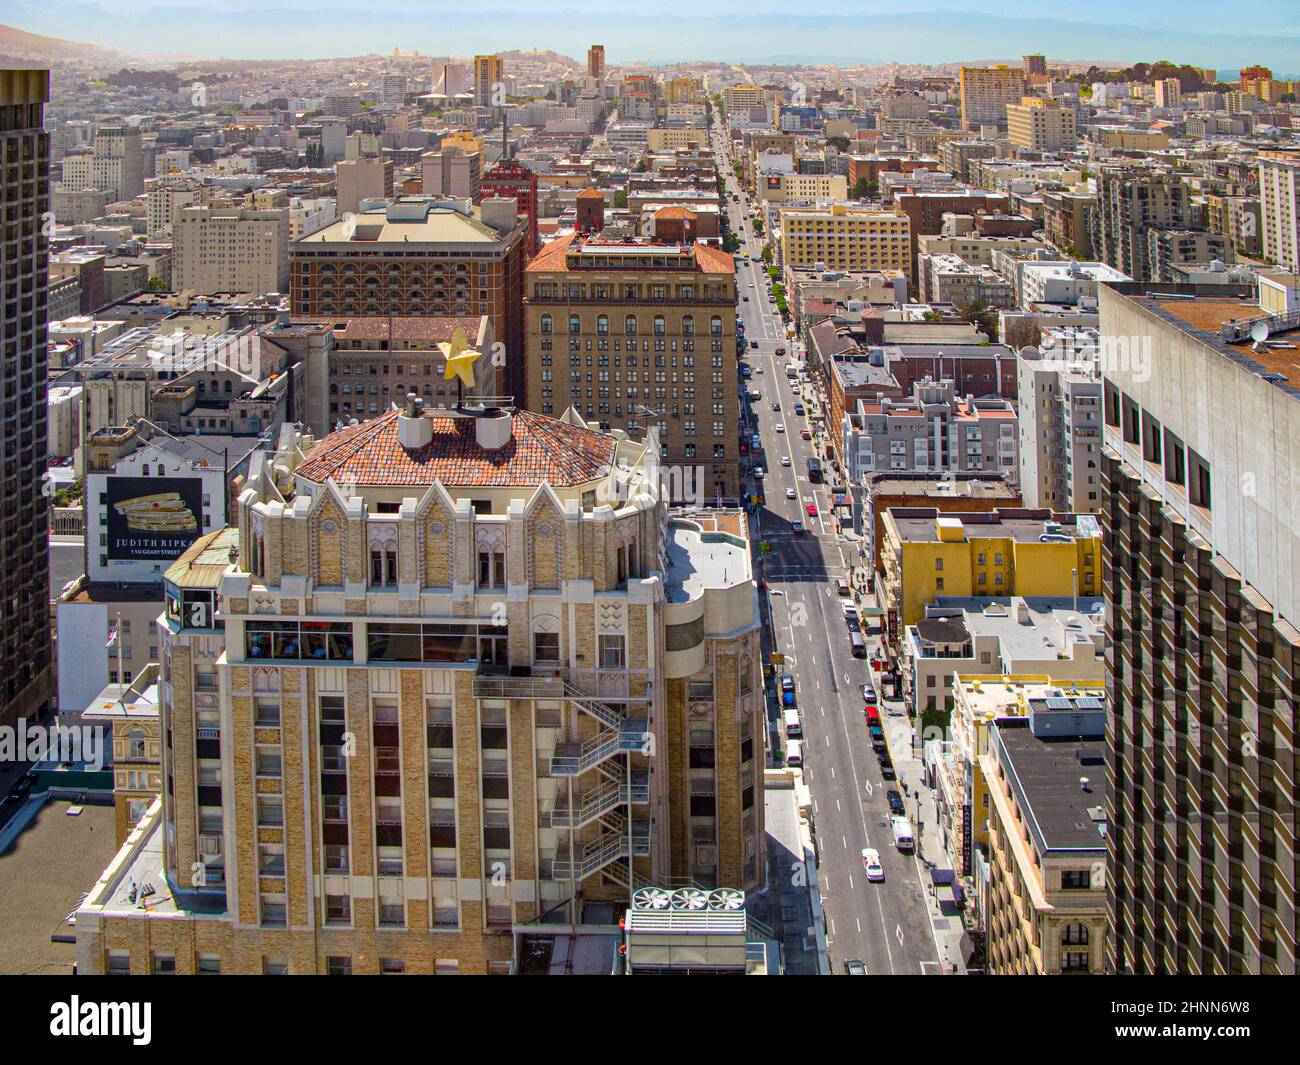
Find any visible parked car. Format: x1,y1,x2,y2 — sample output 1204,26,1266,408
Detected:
879,755,896,780
887,789,905,816
868,725,886,751
844,959,868,975
775,346,786,355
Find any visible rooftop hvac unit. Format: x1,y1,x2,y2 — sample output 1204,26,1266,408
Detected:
708,887,745,911
671,887,709,911
632,887,672,911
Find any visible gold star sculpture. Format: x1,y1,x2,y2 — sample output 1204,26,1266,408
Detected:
440,328,481,390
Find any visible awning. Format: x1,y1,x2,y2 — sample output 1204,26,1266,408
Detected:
930,868,956,886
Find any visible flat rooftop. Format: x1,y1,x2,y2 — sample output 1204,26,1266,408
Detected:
889,509,1101,543
995,724,1108,853
664,515,751,604
0,799,117,975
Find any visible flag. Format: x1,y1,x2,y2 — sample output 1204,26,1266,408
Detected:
106,624,118,648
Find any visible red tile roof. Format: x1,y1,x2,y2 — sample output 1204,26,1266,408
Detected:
296,407,616,489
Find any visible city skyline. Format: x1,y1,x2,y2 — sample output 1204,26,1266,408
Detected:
4,2,1300,70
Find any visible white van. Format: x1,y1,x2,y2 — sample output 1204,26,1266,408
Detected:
785,740,803,768
783,706,802,739
891,815,914,852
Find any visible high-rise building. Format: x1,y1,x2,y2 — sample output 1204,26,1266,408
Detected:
958,66,1027,130
1095,168,1191,281
420,146,481,202
474,54,504,109
481,160,538,257
1005,96,1078,151
779,204,912,280
1100,283,1300,975
146,178,212,239
335,156,394,215
1153,78,1182,109
73,410,764,974
291,198,527,399
587,44,605,82
173,205,291,295
1022,54,1048,76
524,232,741,500
60,124,144,202
1258,155,1300,272
0,69,54,730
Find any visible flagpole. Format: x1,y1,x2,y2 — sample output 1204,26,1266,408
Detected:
116,610,124,693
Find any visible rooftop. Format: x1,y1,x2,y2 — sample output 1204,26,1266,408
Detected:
664,515,751,604
994,721,1109,853
294,406,617,489
888,508,1100,544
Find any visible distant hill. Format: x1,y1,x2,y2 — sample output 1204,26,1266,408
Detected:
0,23,117,62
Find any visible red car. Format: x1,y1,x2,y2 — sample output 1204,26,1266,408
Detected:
805,503,817,517
864,705,880,724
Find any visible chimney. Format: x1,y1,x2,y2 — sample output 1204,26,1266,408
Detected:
475,409,513,450
396,393,432,449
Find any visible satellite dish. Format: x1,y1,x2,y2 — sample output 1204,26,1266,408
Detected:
1250,320,1270,344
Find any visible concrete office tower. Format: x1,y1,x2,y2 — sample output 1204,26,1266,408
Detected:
1259,156,1300,272
959,66,1027,130
319,118,348,164
420,146,481,202
1100,283,1300,975
61,123,144,202
588,44,606,82
1023,54,1048,76
0,69,55,729
173,205,291,295
336,156,394,215
1005,96,1078,152
524,233,742,500
73,413,763,974
474,54,504,108
1096,168,1191,282
147,178,212,239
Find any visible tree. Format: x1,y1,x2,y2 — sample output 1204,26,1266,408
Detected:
850,177,878,201
957,299,999,341
827,134,850,152
613,189,628,209
146,276,167,292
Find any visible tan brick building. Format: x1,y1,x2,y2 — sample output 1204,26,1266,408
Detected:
524,233,741,501
74,409,763,974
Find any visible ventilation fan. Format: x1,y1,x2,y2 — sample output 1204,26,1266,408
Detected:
671,887,709,911
632,887,672,911
707,887,745,911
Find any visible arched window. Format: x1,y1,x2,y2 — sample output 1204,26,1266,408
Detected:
625,315,637,335
597,314,609,334
1062,923,1089,946
370,545,397,587
710,315,723,335
540,314,552,334
127,729,146,761
653,315,665,335
682,315,694,335
616,545,626,586
568,314,581,335
477,547,506,588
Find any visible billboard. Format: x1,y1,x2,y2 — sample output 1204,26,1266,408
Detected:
106,476,204,562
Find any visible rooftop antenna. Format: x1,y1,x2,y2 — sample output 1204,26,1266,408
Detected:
1250,319,1270,354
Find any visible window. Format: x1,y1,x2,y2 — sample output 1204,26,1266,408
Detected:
327,955,353,975
326,894,352,924
1060,870,1091,890
262,957,289,975
533,631,560,663
1061,951,1090,973
598,635,626,669
1062,923,1090,946
152,953,175,975
1189,448,1211,511
381,957,406,975
258,796,284,827
370,544,397,587
126,728,146,760
106,951,130,975
196,954,221,975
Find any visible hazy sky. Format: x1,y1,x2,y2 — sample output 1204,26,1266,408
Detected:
8,0,1300,71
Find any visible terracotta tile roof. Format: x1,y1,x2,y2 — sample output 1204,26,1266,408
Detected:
655,206,696,219
526,232,577,273
576,187,606,199
295,407,616,489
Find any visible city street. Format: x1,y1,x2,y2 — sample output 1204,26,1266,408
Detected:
716,130,942,974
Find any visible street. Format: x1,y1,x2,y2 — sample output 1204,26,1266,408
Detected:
716,127,942,974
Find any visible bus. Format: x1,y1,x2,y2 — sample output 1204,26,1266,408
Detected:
807,456,823,482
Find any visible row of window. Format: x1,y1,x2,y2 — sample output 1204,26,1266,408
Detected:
541,314,725,335
104,951,464,975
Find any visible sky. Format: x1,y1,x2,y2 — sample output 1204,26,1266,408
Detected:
7,0,1300,72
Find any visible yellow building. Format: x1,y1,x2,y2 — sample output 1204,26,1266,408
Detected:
880,509,1101,646
1095,128,1170,150
779,203,911,279
666,76,703,104
758,172,847,205
440,129,484,155
723,84,766,112
980,713,1108,974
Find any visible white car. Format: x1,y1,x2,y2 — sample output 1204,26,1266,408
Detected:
842,601,857,621
781,456,791,467
862,848,885,882
775,423,785,433
753,466,764,478
785,487,796,499
754,366,764,374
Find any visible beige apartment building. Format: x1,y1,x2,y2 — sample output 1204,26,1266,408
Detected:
1259,156,1300,272
756,172,847,204
524,232,741,501
723,84,765,112
174,205,291,295
779,203,912,281
336,156,395,215
980,713,1109,975
147,178,212,239
73,410,763,975
959,66,1027,130
1005,97,1077,152
474,54,504,108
